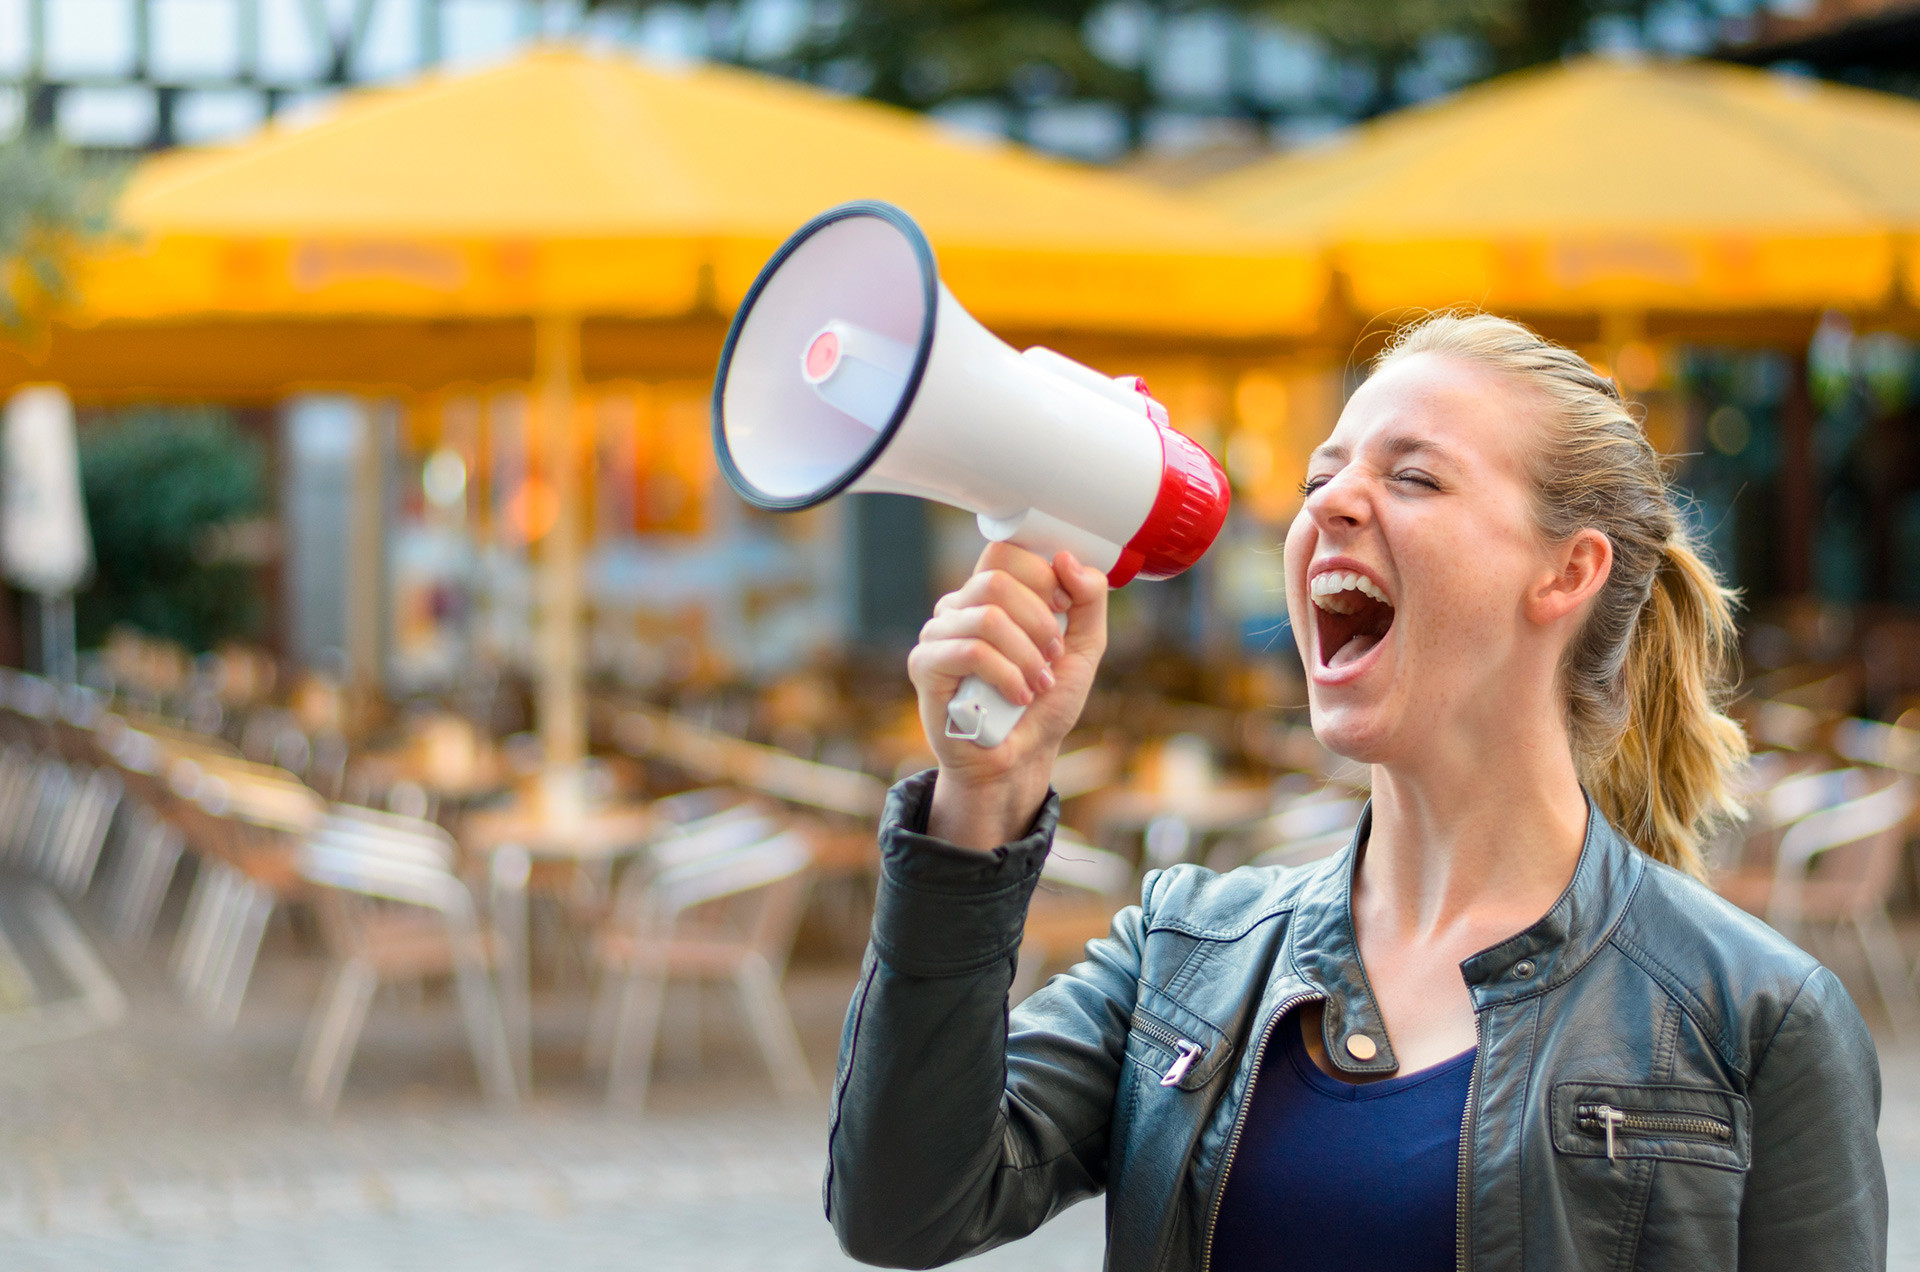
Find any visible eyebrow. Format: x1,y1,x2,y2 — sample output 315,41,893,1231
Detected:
1308,434,1461,468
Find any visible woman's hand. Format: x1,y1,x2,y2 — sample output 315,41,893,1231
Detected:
907,543,1108,852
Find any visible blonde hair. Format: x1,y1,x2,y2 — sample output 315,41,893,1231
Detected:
1373,313,1748,880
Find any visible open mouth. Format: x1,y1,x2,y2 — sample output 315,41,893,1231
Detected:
1310,570,1395,671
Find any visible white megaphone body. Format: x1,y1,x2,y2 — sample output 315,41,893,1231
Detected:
713,202,1230,748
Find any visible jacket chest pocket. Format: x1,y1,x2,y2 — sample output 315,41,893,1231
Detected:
1124,989,1233,1092
1550,1081,1750,1172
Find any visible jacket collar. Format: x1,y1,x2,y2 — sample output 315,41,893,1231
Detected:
1283,791,1646,1078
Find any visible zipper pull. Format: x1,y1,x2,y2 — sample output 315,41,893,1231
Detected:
1160,1039,1203,1087
1594,1104,1624,1163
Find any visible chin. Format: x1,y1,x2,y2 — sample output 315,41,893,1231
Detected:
1307,700,1398,766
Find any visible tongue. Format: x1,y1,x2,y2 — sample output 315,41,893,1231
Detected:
1328,633,1380,670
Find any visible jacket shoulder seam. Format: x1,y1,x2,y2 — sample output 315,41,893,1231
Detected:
1748,963,1820,1087
1607,927,1747,1080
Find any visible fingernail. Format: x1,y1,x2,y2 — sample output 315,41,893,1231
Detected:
1046,638,1064,660
1052,588,1071,611
1039,667,1056,691
1020,685,1035,705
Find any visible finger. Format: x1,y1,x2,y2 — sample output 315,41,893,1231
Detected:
919,606,1057,694
975,540,1065,607
1055,552,1109,653
939,569,1065,659
908,637,1034,709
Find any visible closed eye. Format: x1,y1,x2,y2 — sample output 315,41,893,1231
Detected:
1393,470,1441,491
1299,475,1332,497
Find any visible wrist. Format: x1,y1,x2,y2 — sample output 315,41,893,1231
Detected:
928,765,1053,853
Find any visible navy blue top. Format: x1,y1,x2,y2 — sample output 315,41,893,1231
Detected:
1211,1013,1476,1272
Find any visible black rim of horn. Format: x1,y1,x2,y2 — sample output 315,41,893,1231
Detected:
711,199,940,512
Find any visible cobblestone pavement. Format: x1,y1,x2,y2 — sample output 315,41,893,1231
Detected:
0,890,1913,1270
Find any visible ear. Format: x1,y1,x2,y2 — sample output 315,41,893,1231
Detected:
1527,528,1612,626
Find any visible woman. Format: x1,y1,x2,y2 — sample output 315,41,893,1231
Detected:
825,314,1886,1271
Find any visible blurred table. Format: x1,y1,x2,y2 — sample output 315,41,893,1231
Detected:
354,722,515,808
461,794,656,1092
1085,779,1274,866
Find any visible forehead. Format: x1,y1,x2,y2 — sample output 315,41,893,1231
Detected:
1319,351,1534,476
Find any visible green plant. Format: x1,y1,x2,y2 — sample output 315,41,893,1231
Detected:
76,409,267,652
0,136,122,334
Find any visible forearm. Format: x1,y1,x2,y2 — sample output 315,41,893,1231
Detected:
826,770,1070,1266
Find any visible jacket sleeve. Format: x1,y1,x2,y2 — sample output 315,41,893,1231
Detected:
1737,965,1887,1271
825,769,1145,1269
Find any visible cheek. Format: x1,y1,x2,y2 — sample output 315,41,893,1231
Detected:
1397,518,1536,653
1282,515,1315,620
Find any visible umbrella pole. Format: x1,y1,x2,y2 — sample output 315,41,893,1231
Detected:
535,313,586,774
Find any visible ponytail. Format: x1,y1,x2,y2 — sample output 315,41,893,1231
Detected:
1376,314,1749,879
1586,537,1749,879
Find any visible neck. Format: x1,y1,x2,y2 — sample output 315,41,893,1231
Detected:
1359,706,1589,943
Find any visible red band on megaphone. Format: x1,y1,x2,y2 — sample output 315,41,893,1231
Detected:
1109,424,1231,587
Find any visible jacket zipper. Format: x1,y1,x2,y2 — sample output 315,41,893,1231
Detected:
1455,1011,1483,1272
1131,1014,1205,1087
1575,1102,1733,1163
1199,992,1318,1272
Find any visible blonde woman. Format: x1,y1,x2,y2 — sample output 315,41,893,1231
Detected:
826,313,1885,1272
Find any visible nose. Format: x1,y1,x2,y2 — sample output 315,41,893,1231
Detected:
1307,466,1371,535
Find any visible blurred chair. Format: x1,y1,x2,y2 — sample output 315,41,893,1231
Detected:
1749,699,1826,751
1717,775,1918,1038
1832,716,1920,776
1013,830,1134,1002
296,812,517,1115
306,729,352,802
589,825,815,1108
164,757,324,1028
101,802,187,950
1700,750,1824,874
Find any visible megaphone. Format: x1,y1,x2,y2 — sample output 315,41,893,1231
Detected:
713,201,1230,748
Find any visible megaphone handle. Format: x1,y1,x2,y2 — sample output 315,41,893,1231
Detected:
944,612,1068,748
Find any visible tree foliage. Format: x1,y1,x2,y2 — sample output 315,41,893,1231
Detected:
592,0,1698,134
798,0,1148,115
76,410,267,652
0,138,121,334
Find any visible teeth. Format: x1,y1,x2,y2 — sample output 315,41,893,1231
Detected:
1309,570,1392,611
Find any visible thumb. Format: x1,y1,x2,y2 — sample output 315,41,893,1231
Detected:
1055,551,1108,654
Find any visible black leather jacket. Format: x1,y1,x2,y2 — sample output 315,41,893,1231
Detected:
826,770,1887,1271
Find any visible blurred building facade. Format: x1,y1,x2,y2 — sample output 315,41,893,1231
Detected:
0,0,1819,159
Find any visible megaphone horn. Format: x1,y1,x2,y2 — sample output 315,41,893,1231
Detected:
713,201,1230,748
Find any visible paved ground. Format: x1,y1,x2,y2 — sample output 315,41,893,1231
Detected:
0,883,1912,1271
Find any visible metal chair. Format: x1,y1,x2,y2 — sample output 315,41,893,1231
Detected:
1832,716,1920,776
163,757,324,1027
295,813,517,1115
590,826,815,1108
1719,776,1918,1038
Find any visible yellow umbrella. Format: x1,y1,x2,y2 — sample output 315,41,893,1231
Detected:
25,45,1320,401
11,47,1322,776
1199,56,1920,324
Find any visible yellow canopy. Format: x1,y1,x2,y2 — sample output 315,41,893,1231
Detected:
52,48,1316,360
1199,57,1920,320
